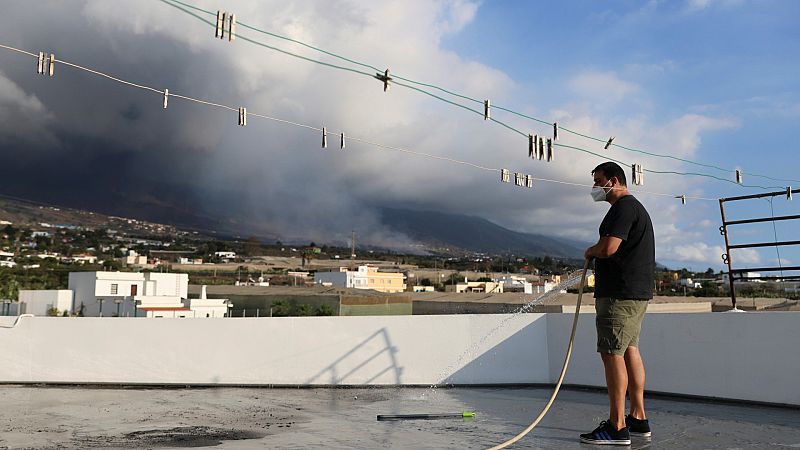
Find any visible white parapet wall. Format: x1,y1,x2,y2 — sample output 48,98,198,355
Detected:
546,312,800,406
0,312,797,406
0,314,549,386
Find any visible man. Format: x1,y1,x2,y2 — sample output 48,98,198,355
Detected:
580,161,655,446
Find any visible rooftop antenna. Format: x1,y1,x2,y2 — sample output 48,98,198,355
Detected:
351,230,356,259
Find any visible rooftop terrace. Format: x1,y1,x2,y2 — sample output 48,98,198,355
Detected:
2,385,798,449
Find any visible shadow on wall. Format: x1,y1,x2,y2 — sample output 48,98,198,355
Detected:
441,321,546,385
304,327,403,385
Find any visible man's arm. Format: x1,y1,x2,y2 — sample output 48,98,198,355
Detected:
584,236,623,260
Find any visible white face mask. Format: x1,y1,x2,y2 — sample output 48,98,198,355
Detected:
591,180,612,202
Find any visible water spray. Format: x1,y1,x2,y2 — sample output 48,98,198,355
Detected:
488,258,591,449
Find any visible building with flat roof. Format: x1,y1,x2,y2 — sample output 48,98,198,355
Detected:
315,265,405,293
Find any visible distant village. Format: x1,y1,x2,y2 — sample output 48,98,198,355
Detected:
1,210,798,318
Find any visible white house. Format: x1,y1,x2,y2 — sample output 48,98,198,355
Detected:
315,266,405,293
214,251,236,260
186,285,232,318
67,271,230,318
16,290,73,316
69,271,189,317
124,250,147,266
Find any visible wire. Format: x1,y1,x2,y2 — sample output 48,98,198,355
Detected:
158,0,800,187
764,197,786,294
0,42,717,203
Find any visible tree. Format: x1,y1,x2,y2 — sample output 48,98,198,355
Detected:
419,278,432,286
46,307,59,317
270,300,291,317
297,304,314,316
316,304,335,316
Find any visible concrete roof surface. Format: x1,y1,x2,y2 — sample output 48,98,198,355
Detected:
1,385,798,449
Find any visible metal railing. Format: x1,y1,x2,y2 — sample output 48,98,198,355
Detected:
719,188,800,309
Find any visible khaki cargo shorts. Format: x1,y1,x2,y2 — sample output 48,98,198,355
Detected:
595,298,648,356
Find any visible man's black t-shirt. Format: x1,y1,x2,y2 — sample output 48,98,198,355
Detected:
594,195,655,300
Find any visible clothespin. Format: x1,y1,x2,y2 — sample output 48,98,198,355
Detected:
321,127,327,148
553,122,559,141
515,173,523,186
501,169,510,183
228,14,236,41
216,11,224,38
788,187,793,201
37,52,44,74
735,169,743,184
526,174,534,188
676,195,686,205
484,99,491,120
632,164,644,185
48,54,55,77
375,69,391,92
546,138,554,162
340,133,345,149
238,107,246,126
163,89,169,109
528,134,534,158
604,136,615,150
538,136,544,160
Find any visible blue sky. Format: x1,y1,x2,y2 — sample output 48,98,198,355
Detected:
437,0,800,271
0,0,798,272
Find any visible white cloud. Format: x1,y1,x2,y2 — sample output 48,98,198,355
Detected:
0,71,58,148
569,71,640,103
0,0,750,255
661,240,760,266
685,0,745,12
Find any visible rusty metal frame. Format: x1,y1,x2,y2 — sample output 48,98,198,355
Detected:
719,188,800,309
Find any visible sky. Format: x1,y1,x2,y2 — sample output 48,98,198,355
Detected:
0,0,798,271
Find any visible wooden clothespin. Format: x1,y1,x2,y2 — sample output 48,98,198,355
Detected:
484,99,491,120
238,107,246,126
515,173,523,186
47,54,55,77
735,169,743,184
163,89,169,109
553,122,558,141
604,136,615,150
228,14,236,41
500,169,510,183
526,174,534,188
375,69,391,92
538,136,544,160
321,127,327,148
632,164,644,185
37,52,44,74
216,11,224,38
676,195,686,205
340,133,345,149
546,138,554,162
528,134,534,158
788,187,793,201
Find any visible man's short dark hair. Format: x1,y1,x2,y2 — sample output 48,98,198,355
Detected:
592,162,627,186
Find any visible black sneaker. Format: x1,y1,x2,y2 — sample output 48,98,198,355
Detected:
580,420,631,445
625,414,651,437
